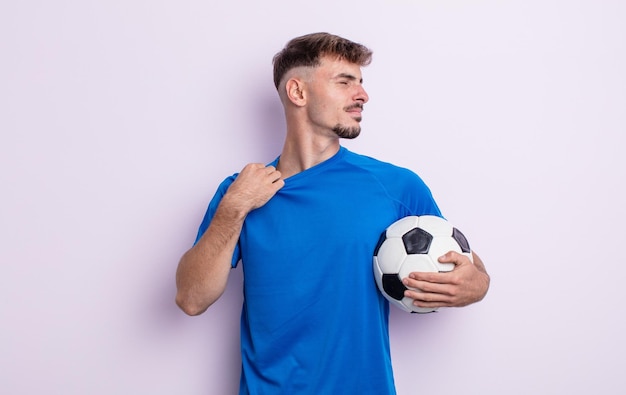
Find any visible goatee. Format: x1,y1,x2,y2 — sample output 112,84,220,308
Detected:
332,125,361,139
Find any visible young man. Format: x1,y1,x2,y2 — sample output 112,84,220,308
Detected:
176,32,490,395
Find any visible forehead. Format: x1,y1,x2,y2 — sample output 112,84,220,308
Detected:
315,55,363,79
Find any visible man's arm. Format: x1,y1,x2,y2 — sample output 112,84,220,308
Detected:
175,164,284,316
402,251,490,309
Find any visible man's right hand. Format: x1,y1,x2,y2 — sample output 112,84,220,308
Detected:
222,163,285,216
175,164,283,316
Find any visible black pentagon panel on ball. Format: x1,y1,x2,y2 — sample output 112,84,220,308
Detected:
452,228,471,253
373,230,387,257
402,227,433,254
382,274,407,300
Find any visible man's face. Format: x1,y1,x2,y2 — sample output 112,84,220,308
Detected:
305,56,369,139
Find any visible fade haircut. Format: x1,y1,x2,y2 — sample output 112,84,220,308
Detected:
272,32,373,90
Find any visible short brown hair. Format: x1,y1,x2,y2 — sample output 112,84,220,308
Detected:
272,32,373,89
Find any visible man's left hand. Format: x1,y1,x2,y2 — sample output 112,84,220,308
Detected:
402,251,490,309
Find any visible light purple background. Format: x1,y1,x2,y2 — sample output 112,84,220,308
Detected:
2,1,625,394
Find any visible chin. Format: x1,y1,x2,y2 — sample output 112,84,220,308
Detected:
333,124,361,139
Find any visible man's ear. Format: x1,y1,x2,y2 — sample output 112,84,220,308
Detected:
285,78,306,106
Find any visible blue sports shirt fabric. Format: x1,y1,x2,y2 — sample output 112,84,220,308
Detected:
195,147,441,395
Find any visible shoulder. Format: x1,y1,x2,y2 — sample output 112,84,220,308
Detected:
342,149,423,183
341,148,439,213
217,173,238,192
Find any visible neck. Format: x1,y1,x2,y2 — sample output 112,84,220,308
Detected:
277,133,341,179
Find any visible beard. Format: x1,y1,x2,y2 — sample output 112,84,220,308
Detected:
332,124,361,139
332,103,363,139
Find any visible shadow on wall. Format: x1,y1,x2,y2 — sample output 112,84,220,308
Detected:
251,85,286,160
149,83,284,327
148,245,244,393
143,85,286,392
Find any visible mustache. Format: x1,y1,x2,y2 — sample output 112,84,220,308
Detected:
345,103,364,111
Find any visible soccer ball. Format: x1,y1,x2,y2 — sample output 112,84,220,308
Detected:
373,215,472,313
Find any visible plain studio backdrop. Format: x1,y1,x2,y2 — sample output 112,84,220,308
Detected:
1,1,624,394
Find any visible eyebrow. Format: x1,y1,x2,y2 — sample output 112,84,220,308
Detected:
334,73,363,83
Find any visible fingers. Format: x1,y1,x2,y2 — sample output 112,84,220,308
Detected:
404,251,470,284
403,274,455,293
239,163,282,184
264,165,284,185
400,251,468,307
437,250,472,266
402,250,489,308
402,278,457,308
227,163,284,211
254,165,284,191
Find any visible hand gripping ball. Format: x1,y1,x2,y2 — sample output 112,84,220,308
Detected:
373,215,472,313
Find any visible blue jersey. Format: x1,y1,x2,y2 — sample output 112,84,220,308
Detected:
196,147,441,395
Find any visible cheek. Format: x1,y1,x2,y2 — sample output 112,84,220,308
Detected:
307,96,333,119
305,89,344,123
